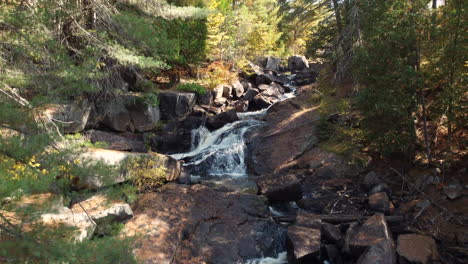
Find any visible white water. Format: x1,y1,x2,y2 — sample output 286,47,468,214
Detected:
245,252,288,264
171,119,265,177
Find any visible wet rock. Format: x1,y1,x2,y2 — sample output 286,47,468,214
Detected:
86,130,146,152
151,116,203,154
206,109,239,130
257,174,302,202
71,195,133,223
159,92,196,120
251,94,278,110
262,82,285,97
196,91,212,105
73,149,181,189
231,80,245,98
286,225,321,262
357,240,396,264
128,99,160,132
368,192,393,214
363,171,384,191
265,56,281,72
344,214,394,256
42,99,92,133
244,88,260,102
233,100,249,112
322,223,342,244
288,55,309,71
122,184,286,264
397,234,439,264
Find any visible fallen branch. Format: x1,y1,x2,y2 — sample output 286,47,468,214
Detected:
273,214,404,224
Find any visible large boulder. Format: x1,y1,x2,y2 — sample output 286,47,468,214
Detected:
357,240,397,264
396,234,439,264
122,184,286,264
86,130,146,152
257,174,302,202
256,73,285,86
40,208,97,242
344,214,395,258
97,95,160,132
288,55,309,71
368,192,394,214
158,92,196,120
231,80,245,98
286,225,321,263
293,69,317,86
206,109,239,130
42,100,92,133
196,91,213,106
243,88,260,102
72,149,182,189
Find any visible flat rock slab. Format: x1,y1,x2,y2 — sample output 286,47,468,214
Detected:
397,234,439,264
71,195,133,222
122,184,285,264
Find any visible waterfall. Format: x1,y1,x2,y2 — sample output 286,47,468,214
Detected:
171,119,264,177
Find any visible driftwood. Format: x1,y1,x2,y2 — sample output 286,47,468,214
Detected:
273,214,404,224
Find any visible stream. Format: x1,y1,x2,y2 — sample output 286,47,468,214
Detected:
170,87,296,264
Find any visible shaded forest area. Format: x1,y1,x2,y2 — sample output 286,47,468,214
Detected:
0,0,466,263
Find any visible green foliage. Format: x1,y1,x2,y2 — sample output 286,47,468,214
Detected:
124,154,167,192
177,82,207,94
143,93,159,107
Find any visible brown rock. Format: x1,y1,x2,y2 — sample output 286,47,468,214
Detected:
322,223,342,244
295,210,321,229
286,225,321,262
397,234,439,264
121,184,285,264
357,240,396,264
344,213,394,256
369,192,394,214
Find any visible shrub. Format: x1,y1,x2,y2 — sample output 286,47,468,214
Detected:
176,82,207,95
124,155,167,192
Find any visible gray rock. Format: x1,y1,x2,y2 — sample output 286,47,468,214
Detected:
159,92,196,120
363,171,384,190
206,109,239,130
213,97,228,107
41,208,96,242
71,195,133,223
243,88,260,102
42,100,92,133
231,80,245,98
86,130,146,152
368,192,393,214
128,101,160,132
286,225,321,262
322,223,342,244
212,85,225,100
443,181,463,200
265,56,281,72
288,55,309,71
197,91,213,105
223,85,233,98
256,73,285,87
369,183,392,197
357,240,396,264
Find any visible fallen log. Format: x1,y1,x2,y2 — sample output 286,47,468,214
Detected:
273,215,404,224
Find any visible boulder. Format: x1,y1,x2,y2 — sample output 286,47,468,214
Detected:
295,210,322,228
288,55,309,71
243,88,260,102
344,214,395,257
397,234,439,264
158,92,196,120
256,73,285,86
151,116,204,154
369,182,392,197
73,149,181,189
42,100,92,133
233,100,249,112
196,91,213,106
71,195,133,223
442,181,463,200
97,96,160,132
231,80,245,98
368,192,393,214
122,184,286,264
286,225,321,262
265,56,281,72
251,94,277,110
213,97,228,107
241,80,254,92
293,69,317,86
357,240,397,264
212,85,225,100
262,82,285,97
206,109,239,130
86,130,146,152
41,207,96,242
257,174,302,202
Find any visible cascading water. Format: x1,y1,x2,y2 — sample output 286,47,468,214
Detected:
171,119,264,177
